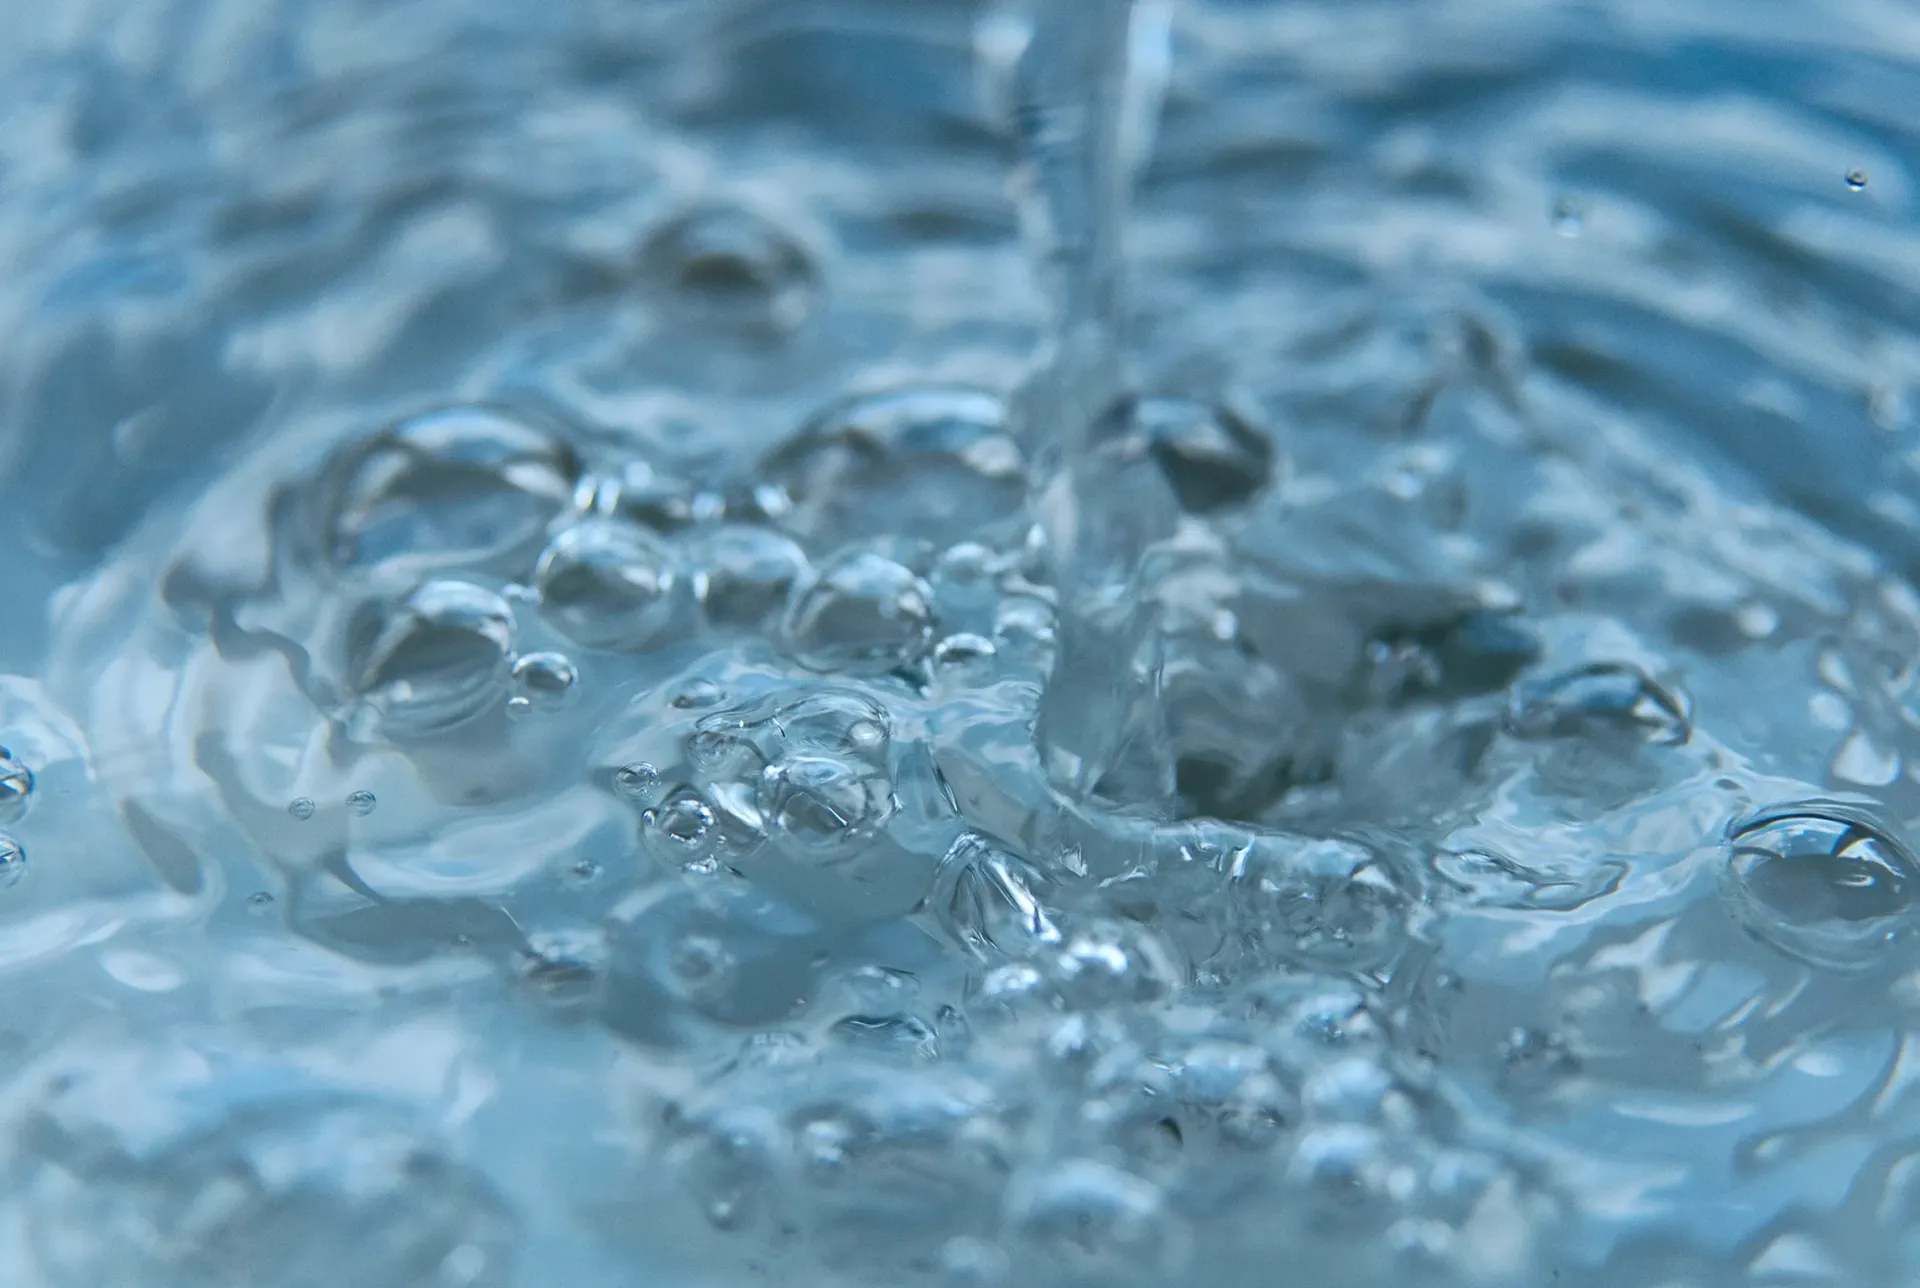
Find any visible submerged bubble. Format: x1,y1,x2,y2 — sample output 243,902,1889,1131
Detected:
1551,196,1584,236
0,747,33,824
640,201,818,332
757,754,895,856
759,385,1027,549
1504,662,1691,746
1050,919,1180,1009
682,524,810,630
0,834,23,888
288,797,317,821
509,651,579,714
613,763,660,800
318,405,580,573
928,831,1062,958
1238,840,1411,974
781,550,936,674
1723,801,1920,970
534,520,681,651
351,580,516,737
1010,1160,1178,1273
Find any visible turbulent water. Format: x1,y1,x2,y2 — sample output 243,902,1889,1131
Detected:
3,0,1920,1284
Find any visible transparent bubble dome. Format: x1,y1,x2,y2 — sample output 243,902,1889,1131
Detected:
4,1,1920,1286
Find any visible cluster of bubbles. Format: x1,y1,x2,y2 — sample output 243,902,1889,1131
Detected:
20,341,1920,1286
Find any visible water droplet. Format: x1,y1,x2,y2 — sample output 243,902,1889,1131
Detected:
1504,661,1691,746
682,524,810,630
1724,802,1920,970
781,550,936,674
0,834,25,889
0,748,34,825
641,201,818,333
760,385,1026,549
287,797,317,821
929,832,1062,958
534,520,681,651
613,763,660,800
509,651,579,714
1124,396,1279,513
1846,168,1869,190
346,790,377,817
1551,196,1583,236
351,580,516,737
758,754,895,856
318,405,579,573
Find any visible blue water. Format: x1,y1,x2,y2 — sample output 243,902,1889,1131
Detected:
2,1,1920,1285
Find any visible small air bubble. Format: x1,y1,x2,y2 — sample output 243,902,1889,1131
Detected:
614,764,660,800
1551,197,1583,237
287,797,317,821
1846,168,1869,190
0,748,34,825
347,790,377,817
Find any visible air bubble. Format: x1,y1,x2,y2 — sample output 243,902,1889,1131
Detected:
781,550,936,674
509,651,579,714
1505,662,1691,746
318,405,579,573
350,580,516,737
760,385,1027,549
1050,919,1180,1009
1010,1160,1177,1273
928,831,1062,959
613,763,660,800
0,748,33,824
1723,801,1920,971
757,754,896,856
0,835,24,889
534,520,682,651
682,524,810,630
640,201,818,333
288,797,317,821
1237,839,1412,974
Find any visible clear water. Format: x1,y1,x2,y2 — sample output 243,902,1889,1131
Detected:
3,1,1920,1285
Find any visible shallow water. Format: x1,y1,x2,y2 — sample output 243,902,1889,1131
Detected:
3,1,1920,1284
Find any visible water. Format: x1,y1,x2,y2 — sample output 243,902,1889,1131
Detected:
4,0,1920,1284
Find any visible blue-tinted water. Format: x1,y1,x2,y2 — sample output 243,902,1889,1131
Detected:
3,1,1920,1284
